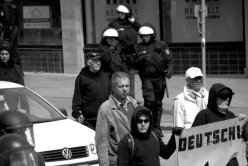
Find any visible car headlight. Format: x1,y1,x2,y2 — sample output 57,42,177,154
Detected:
89,143,96,154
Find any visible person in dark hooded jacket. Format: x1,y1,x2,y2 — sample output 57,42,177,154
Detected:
132,23,173,137
192,83,243,166
117,106,176,166
192,83,237,127
0,41,23,85
72,51,110,130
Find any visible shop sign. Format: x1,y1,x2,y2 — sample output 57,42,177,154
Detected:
23,6,50,29
170,0,243,42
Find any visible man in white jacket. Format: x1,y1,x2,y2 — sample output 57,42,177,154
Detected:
173,67,209,129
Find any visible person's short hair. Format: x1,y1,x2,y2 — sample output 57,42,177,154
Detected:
111,72,130,87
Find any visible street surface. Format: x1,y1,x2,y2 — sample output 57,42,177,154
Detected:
24,72,248,165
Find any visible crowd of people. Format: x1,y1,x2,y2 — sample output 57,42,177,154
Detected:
0,2,246,166
71,4,246,166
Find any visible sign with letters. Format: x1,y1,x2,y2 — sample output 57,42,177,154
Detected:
176,118,248,166
170,0,243,42
23,6,50,29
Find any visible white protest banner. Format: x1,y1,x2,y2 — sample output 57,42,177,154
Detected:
176,118,248,166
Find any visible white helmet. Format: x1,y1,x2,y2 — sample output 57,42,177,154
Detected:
116,5,130,14
138,26,155,35
102,28,119,38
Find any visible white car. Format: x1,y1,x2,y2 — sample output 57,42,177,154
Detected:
0,81,98,166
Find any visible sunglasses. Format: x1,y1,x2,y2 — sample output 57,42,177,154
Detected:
137,118,149,124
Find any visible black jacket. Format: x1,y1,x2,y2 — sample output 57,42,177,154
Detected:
98,44,129,78
72,66,110,120
117,106,176,166
108,18,140,46
0,52,24,85
192,83,236,127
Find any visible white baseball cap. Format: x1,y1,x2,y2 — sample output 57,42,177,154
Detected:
185,67,204,79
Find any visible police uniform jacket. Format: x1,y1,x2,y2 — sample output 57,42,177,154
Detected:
133,39,173,79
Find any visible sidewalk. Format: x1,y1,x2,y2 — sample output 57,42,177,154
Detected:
24,72,248,131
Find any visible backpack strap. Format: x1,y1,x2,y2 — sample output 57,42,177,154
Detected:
127,131,159,161
127,133,134,160
151,130,159,144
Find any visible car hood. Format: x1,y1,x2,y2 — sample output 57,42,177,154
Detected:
33,119,96,152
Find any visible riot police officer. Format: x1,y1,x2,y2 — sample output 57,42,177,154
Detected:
99,27,130,80
133,23,174,137
0,111,45,166
0,111,34,145
0,133,41,166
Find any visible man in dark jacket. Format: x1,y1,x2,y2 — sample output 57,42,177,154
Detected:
117,105,176,166
192,83,245,166
72,51,110,130
133,23,174,136
192,83,236,127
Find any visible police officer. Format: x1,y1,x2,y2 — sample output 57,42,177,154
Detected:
108,4,140,46
133,23,173,137
108,4,141,97
0,133,42,166
99,27,129,80
0,111,45,166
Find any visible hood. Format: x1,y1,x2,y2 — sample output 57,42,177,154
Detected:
131,106,152,139
207,83,234,114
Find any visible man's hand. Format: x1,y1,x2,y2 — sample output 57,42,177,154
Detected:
76,115,84,124
143,54,152,61
237,114,246,121
172,127,183,136
164,69,173,79
128,17,135,23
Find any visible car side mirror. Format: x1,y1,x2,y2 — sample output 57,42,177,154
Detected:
58,108,68,117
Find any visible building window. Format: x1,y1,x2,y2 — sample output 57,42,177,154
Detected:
17,0,62,45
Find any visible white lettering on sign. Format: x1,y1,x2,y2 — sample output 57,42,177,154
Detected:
24,22,50,29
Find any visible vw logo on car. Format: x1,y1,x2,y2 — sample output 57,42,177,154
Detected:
62,148,72,159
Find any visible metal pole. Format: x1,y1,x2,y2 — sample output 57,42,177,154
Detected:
201,0,206,86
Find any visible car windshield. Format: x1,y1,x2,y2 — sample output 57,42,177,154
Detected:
0,87,64,123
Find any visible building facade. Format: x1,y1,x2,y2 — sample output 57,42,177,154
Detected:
14,0,248,76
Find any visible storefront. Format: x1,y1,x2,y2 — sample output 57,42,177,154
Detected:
15,0,63,72
13,0,248,75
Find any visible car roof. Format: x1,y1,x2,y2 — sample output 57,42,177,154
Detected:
0,81,24,89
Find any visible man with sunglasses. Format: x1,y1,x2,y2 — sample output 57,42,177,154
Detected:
117,105,177,166
173,67,209,129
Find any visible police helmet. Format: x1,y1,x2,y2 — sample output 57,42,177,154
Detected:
0,111,35,146
102,28,119,38
117,4,130,13
0,134,39,166
138,26,155,35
